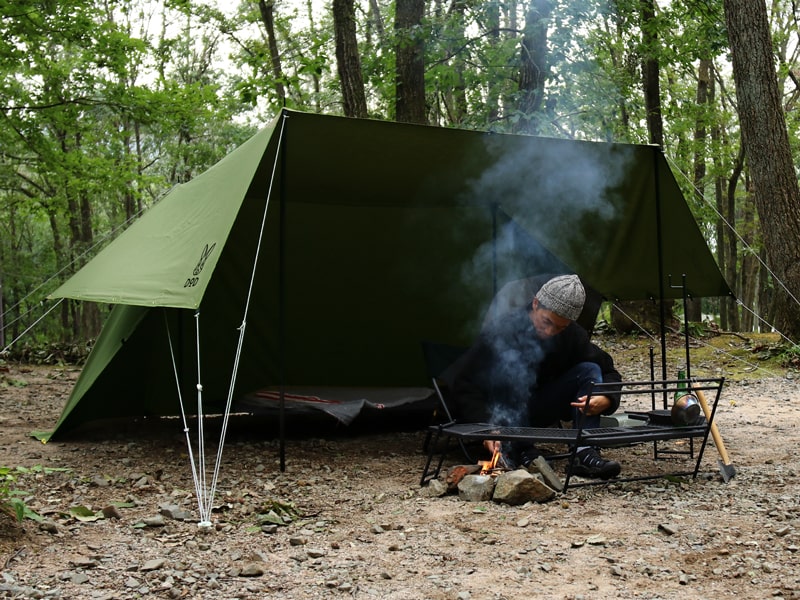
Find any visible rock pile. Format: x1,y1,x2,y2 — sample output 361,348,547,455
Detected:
424,455,563,505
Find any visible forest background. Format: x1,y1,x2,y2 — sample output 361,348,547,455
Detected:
2,0,800,356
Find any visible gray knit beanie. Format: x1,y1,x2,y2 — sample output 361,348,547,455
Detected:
535,275,586,321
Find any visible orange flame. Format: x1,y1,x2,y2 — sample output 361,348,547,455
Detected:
478,449,502,475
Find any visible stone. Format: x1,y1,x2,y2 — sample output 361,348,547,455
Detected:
586,534,607,545
261,525,279,534
658,523,678,535
71,572,90,584
141,559,166,571
70,557,99,569
457,474,496,502
90,475,110,487
421,478,447,497
446,464,482,492
39,519,58,534
101,505,122,520
239,563,265,577
141,515,166,527
159,504,192,521
528,455,564,492
492,469,556,505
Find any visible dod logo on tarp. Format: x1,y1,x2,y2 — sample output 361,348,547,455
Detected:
184,243,216,288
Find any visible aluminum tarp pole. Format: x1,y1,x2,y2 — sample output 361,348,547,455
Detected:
278,112,289,472
653,149,668,399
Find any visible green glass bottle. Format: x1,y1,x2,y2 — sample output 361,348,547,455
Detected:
671,369,700,425
674,369,688,400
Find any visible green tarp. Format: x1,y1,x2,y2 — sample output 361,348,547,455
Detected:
45,109,731,439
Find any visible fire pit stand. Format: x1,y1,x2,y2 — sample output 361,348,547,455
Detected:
420,377,725,492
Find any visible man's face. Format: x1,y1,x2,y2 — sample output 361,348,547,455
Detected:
530,298,572,338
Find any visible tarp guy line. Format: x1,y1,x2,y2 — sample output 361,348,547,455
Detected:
2,193,159,349
665,154,800,341
193,311,212,525
609,301,786,380
2,298,63,355
165,310,209,524
173,115,288,527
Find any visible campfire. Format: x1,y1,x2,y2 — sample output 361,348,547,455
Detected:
478,448,508,475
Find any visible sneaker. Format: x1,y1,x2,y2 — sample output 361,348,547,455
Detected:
518,445,543,469
501,443,542,470
571,448,621,480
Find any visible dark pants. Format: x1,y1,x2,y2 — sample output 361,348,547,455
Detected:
528,361,603,429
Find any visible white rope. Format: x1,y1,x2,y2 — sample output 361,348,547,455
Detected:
664,154,800,316
164,310,206,523
176,115,288,527
193,311,212,526
202,112,290,524
610,302,786,380
735,298,797,347
609,303,659,344
1,298,64,354
1,196,160,331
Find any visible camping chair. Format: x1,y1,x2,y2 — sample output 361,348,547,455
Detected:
419,340,476,462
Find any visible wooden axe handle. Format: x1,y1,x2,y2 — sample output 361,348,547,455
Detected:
693,385,732,465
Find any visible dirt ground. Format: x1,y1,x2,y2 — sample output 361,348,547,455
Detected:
1,335,799,600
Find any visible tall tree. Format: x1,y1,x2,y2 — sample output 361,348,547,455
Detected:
333,0,368,117
257,0,287,105
723,0,800,340
395,0,426,124
639,0,663,147
515,0,552,134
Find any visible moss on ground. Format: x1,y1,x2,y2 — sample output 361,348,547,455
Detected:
598,330,795,383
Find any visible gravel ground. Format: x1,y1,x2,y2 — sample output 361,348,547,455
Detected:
1,337,799,600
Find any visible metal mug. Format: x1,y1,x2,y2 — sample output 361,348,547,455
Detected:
671,393,701,426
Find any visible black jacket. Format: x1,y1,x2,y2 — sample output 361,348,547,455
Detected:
451,307,621,424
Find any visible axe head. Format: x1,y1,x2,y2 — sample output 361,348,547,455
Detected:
718,460,736,483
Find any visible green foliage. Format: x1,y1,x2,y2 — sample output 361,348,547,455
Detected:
0,0,254,345
2,0,798,348
680,321,711,339
751,340,800,370
0,465,68,522
256,498,300,527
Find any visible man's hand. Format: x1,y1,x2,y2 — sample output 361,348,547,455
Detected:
571,394,612,417
483,439,501,454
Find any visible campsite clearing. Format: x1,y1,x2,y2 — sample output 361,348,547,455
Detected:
1,333,800,600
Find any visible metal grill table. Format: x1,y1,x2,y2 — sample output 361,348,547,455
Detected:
420,377,725,491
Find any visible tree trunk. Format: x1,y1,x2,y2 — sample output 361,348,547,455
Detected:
367,0,385,41
333,0,368,118
614,0,673,335
686,58,712,323
640,0,663,147
0,274,5,350
740,190,757,331
714,173,730,331
724,143,745,331
758,249,773,332
710,65,735,331
515,0,553,134
441,0,468,126
258,0,287,104
485,2,501,124
395,0,426,124
723,0,800,340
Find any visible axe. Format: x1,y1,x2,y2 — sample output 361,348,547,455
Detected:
692,384,736,482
